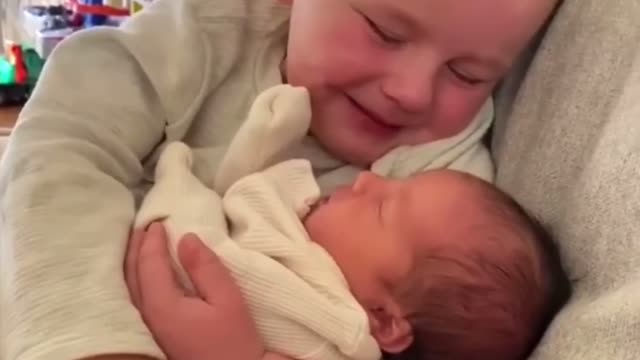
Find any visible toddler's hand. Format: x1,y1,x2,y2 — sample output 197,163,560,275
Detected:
125,223,265,360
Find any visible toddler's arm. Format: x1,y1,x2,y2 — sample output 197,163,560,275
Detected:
0,0,214,359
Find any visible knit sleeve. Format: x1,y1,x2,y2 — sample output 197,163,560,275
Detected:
0,1,213,359
214,84,312,194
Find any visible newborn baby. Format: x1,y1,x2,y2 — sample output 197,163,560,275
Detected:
305,166,570,360
135,85,570,360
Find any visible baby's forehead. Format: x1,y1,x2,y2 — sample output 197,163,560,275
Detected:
409,168,476,182
407,169,492,200
401,170,519,247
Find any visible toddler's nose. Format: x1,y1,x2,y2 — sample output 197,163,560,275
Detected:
382,53,437,115
352,171,385,194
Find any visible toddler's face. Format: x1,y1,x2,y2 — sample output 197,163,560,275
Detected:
303,170,483,308
284,0,557,165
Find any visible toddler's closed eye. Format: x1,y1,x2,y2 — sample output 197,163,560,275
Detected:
447,64,485,85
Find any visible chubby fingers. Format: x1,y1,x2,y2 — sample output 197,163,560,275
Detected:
124,227,145,307
136,222,183,311
178,234,243,306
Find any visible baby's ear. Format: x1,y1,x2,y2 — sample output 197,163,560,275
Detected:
367,300,414,354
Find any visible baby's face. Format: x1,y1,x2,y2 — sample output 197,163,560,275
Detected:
304,169,483,308
284,0,557,165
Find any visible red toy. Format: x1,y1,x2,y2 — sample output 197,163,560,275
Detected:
66,0,130,17
9,45,28,84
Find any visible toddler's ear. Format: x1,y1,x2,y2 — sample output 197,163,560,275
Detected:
367,301,414,354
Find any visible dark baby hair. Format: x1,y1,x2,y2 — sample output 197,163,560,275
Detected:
386,175,572,360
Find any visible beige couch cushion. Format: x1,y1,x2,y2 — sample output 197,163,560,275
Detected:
492,1,640,359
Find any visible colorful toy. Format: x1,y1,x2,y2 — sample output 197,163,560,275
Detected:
130,0,152,14
2,0,148,105
66,0,130,17
23,1,135,59
0,44,45,106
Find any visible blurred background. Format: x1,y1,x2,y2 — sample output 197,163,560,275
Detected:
2,0,64,46
1,0,137,51
0,0,142,111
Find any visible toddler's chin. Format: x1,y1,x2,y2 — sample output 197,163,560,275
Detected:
312,131,380,167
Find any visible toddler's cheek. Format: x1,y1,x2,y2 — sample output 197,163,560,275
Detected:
430,88,493,139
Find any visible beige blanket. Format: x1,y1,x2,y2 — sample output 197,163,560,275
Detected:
492,1,640,359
